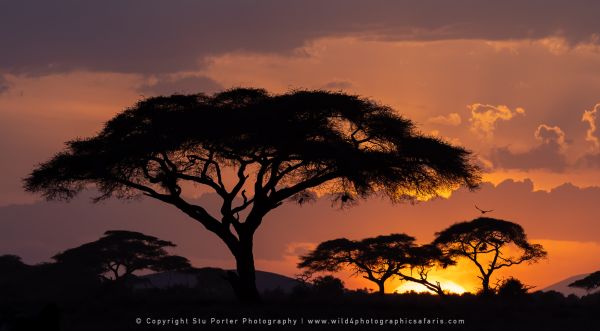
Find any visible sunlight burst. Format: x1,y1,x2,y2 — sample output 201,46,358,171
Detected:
394,280,467,295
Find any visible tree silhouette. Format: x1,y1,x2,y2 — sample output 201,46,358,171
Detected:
0,255,30,293
52,230,191,283
496,277,533,298
312,275,346,298
568,271,600,293
298,234,416,295
433,217,547,296
396,244,455,296
24,88,480,302
0,254,28,273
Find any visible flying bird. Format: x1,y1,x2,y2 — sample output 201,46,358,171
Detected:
475,205,494,215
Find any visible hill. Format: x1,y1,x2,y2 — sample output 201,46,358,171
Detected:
540,272,600,297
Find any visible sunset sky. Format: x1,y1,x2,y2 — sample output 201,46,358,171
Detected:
1,0,600,293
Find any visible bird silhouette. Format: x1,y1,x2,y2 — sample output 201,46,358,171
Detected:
475,205,494,215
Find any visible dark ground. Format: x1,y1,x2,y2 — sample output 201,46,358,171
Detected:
1,288,599,331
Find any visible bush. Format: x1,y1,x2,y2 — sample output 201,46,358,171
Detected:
497,277,532,298
312,275,346,298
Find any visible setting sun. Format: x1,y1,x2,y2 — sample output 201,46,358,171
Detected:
395,280,467,295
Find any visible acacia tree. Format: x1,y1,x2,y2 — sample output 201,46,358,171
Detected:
395,244,455,296
298,234,416,295
569,271,600,293
52,230,191,282
433,217,547,295
24,88,480,302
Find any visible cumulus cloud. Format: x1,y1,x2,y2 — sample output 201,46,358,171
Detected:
427,112,462,126
535,124,567,149
138,75,222,96
490,124,568,171
537,37,571,55
475,155,494,172
468,104,525,139
582,103,599,150
575,104,600,167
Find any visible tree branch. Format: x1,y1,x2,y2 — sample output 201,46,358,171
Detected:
115,178,239,254
270,171,338,203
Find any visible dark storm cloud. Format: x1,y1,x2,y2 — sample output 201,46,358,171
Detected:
490,142,569,172
576,153,600,168
490,124,570,171
1,0,599,75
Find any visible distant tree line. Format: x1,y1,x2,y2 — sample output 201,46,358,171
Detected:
0,230,191,301
1,218,550,302
298,217,547,296
53,230,191,283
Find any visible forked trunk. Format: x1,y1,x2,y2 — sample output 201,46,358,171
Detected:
481,277,493,296
432,283,445,296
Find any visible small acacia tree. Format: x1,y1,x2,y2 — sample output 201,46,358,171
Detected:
396,244,455,296
298,234,416,295
569,271,600,293
433,217,547,295
24,88,480,302
53,230,191,282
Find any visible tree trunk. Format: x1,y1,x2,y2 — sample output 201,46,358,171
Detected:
481,277,493,296
228,236,261,303
433,284,445,297
436,289,445,296
377,280,385,295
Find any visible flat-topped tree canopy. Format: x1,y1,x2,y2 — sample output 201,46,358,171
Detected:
433,217,547,295
24,88,481,302
298,234,417,294
434,217,543,254
24,88,479,205
52,230,191,282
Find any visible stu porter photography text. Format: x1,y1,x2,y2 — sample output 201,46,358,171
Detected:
138,316,465,327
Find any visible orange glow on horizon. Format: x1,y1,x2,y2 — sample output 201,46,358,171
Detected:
395,280,467,295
